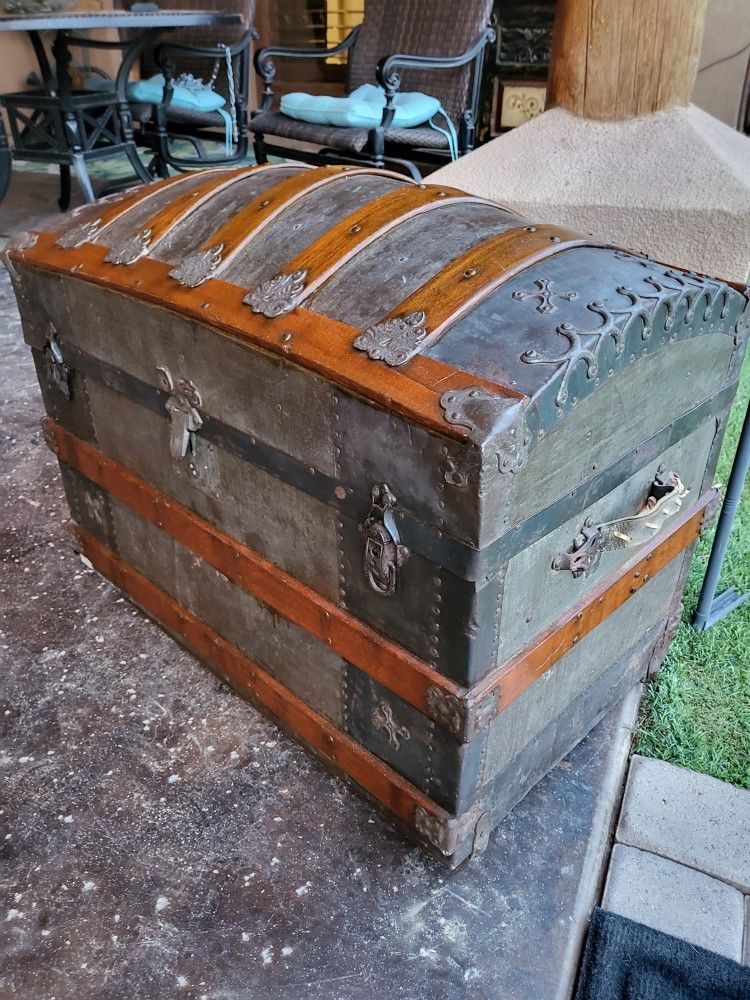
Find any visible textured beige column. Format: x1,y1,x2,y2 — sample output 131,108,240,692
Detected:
547,0,708,119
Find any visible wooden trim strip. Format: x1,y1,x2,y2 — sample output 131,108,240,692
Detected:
51,418,712,742
193,165,411,275
77,529,448,833
78,171,212,236
17,237,522,439
376,224,588,349
49,421,465,718
280,185,514,306
117,164,288,250
469,494,711,720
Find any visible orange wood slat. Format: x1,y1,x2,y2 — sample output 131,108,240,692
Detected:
373,224,589,348
49,420,465,719
15,235,523,438
77,529,449,831
278,184,507,305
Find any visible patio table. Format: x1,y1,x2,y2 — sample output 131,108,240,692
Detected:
0,8,241,206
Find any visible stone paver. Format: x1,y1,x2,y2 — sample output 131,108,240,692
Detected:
617,755,750,892
602,843,745,962
745,897,750,967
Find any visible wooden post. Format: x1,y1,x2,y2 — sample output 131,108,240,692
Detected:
547,0,708,120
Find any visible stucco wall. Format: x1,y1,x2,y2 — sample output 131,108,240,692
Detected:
693,0,750,128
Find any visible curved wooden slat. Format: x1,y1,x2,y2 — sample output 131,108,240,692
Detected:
358,224,590,361
14,232,523,439
110,163,295,255
173,165,415,282
53,170,208,248
263,184,519,308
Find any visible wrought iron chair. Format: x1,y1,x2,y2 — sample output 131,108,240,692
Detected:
250,0,495,179
130,0,257,174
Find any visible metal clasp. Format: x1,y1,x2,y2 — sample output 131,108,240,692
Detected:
157,366,203,461
44,325,71,399
359,483,410,596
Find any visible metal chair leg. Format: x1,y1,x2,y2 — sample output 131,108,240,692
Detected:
0,122,11,204
72,152,96,204
693,399,750,630
253,134,268,164
58,163,71,211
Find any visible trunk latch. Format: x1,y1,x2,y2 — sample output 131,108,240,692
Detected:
360,483,410,596
157,367,203,461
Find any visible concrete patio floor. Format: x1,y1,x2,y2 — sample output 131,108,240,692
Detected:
0,170,641,1000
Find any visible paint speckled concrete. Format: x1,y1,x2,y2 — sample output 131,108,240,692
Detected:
0,221,638,1000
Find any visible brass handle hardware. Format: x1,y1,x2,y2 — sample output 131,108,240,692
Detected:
552,467,688,578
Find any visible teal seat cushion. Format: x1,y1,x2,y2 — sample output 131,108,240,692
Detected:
280,84,440,129
127,74,226,112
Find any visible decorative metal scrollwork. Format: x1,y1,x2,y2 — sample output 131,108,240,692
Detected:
104,228,152,266
353,310,427,367
522,302,626,407
169,243,224,287
359,483,409,596
55,218,102,249
243,268,308,318
371,700,411,750
512,278,578,314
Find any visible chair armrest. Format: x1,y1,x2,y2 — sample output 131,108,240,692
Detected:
375,26,495,129
254,26,361,111
154,28,259,64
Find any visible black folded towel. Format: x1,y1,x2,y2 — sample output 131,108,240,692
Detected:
575,909,750,1000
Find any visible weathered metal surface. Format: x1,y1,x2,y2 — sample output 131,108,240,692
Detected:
482,559,684,784
151,164,305,261
427,246,747,435
103,492,348,727
496,424,715,664
58,277,340,476
491,333,735,545
83,378,341,601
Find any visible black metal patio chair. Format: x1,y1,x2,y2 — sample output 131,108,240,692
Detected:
128,0,257,174
250,0,495,180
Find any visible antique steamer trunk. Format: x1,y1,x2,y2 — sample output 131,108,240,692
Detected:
7,164,748,866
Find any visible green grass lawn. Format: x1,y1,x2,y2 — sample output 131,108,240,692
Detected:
636,352,750,789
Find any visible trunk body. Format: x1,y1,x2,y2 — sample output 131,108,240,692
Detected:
9,164,747,865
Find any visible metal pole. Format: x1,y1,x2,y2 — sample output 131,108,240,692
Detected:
693,398,750,630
